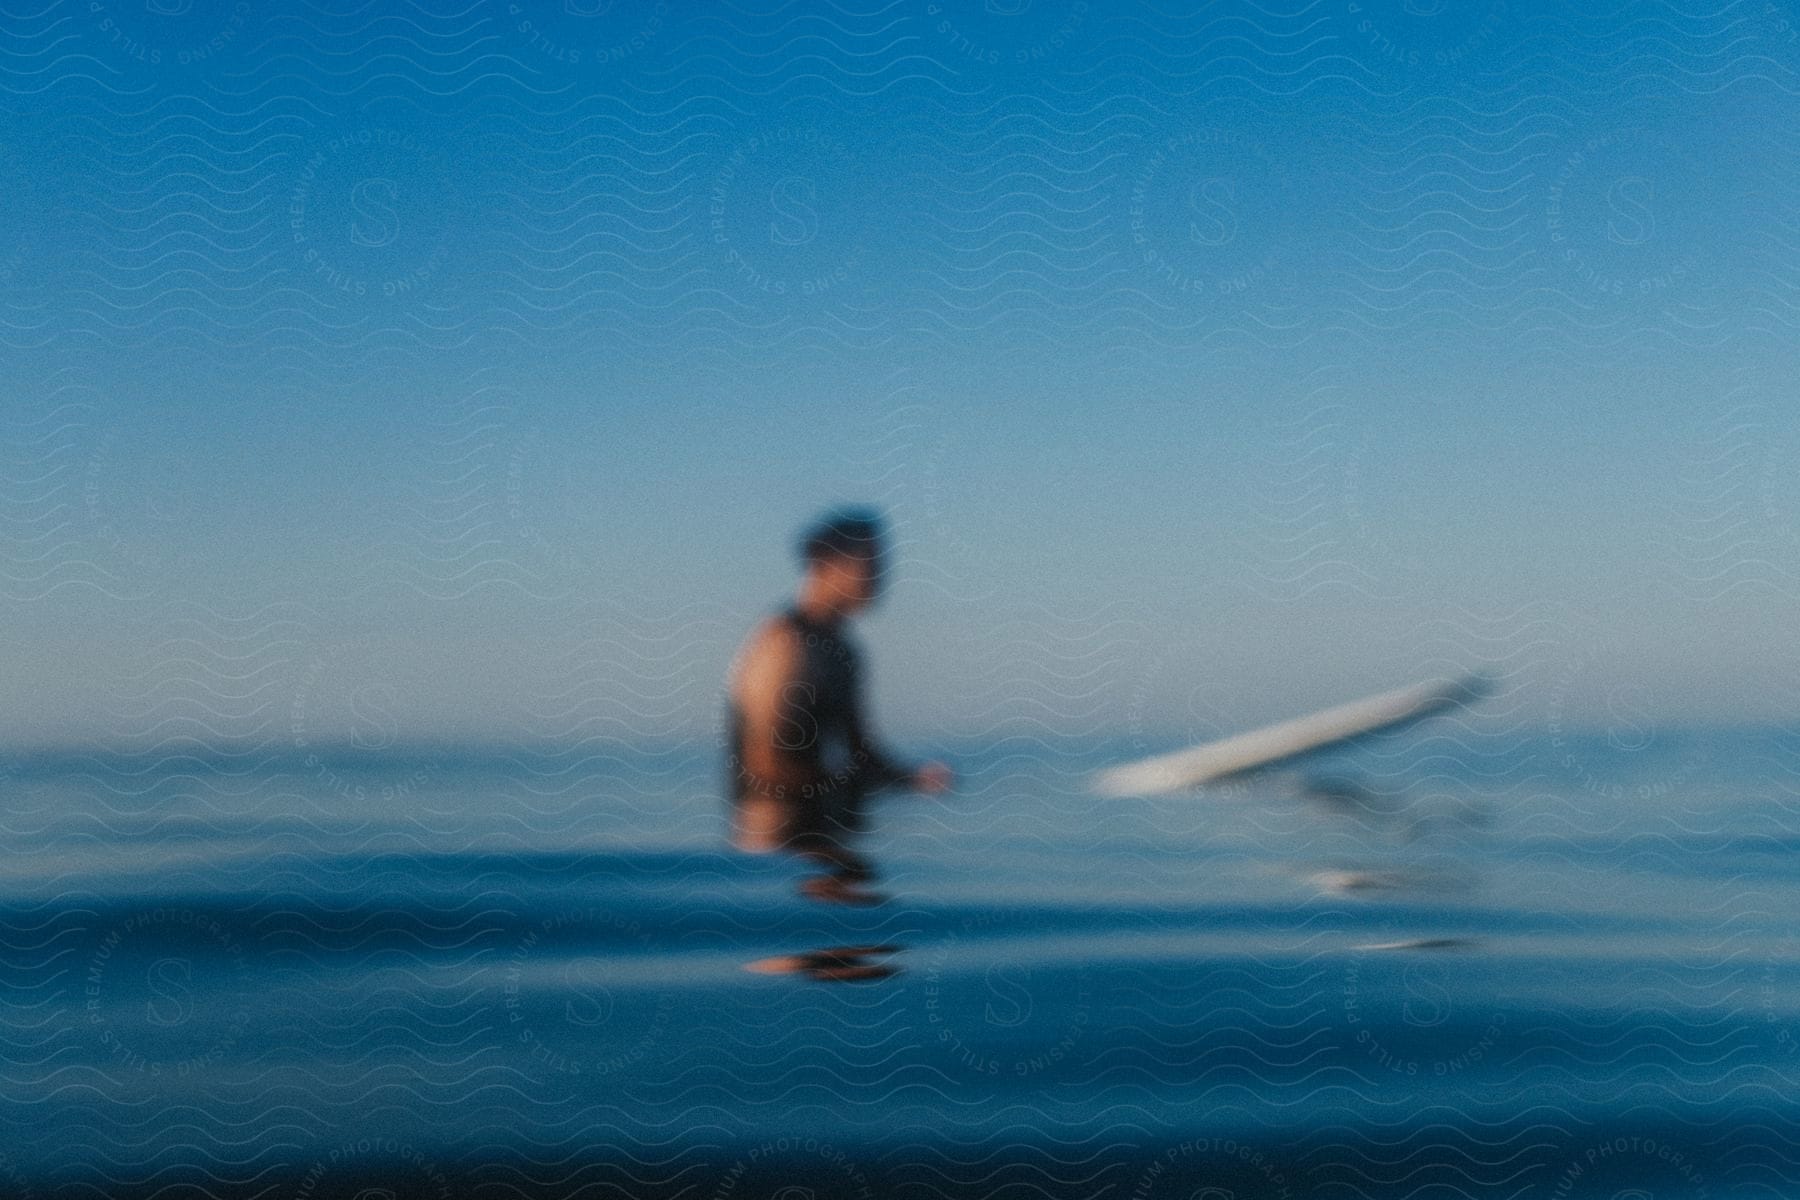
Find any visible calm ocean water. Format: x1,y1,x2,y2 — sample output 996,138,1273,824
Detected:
3,727,1797,1198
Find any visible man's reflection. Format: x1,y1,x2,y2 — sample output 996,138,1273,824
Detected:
744,944,904,983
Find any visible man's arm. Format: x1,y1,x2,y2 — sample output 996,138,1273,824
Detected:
845,646,952,795
731,621,821,798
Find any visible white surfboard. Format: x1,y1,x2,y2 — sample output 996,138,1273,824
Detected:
1092,674,1489,797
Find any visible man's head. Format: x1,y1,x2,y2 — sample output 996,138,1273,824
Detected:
797,507,886,616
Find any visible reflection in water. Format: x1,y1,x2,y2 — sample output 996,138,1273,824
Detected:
1294,771,1490,965
1354,937,1479,952
731,799,897,976
1301,773,1494,840
10,733,1798,1194
759,834,898,980
1305,867,1461,895
1301,774,1401,823
745,944,904,982
798,869,887,907
759,769,1500,980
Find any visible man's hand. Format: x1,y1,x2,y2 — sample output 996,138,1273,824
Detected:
911,760,954,794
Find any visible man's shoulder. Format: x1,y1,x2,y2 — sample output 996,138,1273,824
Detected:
737,613,805,668
749,610,803,645
735,608,860,675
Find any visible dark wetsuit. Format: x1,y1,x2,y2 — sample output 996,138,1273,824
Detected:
726,607,909,854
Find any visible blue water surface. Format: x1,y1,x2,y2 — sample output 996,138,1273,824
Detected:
2,727,1796,1198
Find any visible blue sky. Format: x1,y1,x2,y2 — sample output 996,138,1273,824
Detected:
3,0,1798,748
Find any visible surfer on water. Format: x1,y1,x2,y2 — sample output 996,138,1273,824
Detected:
726,508,953,903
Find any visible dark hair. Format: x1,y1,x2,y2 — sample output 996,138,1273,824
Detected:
798,507,885,567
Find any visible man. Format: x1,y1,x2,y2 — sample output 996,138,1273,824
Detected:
726,508,952,902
